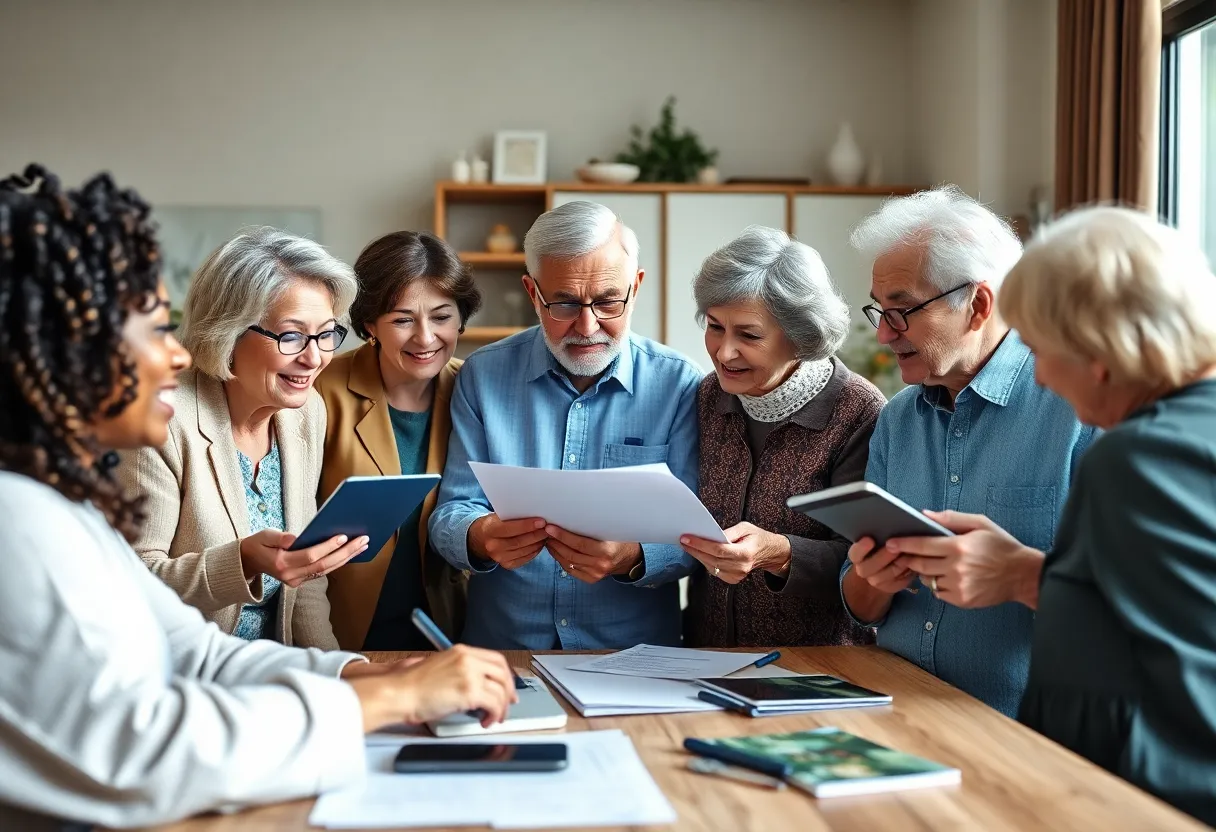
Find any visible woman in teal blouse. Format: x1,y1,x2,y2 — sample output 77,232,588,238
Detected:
315,232,482,651
881,206,1216,824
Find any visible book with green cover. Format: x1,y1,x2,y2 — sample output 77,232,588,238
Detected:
694,727,960,797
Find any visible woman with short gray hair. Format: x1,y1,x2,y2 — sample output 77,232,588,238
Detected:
680,226,885,647
119,226,365,648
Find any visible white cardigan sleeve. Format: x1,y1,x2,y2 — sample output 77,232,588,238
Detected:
0,474,367,829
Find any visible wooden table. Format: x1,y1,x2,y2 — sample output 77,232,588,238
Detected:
140,647,1206,831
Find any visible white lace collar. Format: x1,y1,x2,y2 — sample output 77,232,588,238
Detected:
737,359,834,423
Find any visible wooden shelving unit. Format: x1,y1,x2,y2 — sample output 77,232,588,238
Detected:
458,251,526,269
462,326,526,341
433,180,924,348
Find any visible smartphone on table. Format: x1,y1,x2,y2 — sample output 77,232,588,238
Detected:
393,742,569,773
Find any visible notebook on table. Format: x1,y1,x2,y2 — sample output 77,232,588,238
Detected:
685,727,960,798
696,674,892,716
425,674,568,737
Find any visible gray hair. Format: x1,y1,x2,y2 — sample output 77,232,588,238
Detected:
178,226,358,379
693,226,851,361
849,185,1023,308
523,200,639,279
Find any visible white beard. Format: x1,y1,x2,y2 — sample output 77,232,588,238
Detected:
542,328,627,378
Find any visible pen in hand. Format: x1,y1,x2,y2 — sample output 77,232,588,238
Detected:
410,608,525,721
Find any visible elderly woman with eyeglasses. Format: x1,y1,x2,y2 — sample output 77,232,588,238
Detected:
119,227,366,648
680,226,885,648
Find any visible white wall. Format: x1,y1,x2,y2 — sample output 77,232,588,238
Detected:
0,0,914,266
909,0,1057,217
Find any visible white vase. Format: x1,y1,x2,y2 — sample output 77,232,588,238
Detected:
451,154,470,183
470,155,489,184
826,123,865,187
697,166,720,185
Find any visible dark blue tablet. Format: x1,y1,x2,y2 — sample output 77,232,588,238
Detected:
290,475,441,563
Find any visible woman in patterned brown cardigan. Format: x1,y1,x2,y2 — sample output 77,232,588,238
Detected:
681,227,885,647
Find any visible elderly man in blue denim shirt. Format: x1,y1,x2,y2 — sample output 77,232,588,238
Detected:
429,201,702,650
839,187,1097,717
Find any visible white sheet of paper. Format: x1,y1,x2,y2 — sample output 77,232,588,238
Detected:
469,461,729,544
531,653,799,717
308,730,675,829
566,644,766,679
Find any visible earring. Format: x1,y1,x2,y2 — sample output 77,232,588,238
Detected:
368,335,377,346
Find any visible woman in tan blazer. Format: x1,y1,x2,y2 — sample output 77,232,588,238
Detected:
316,231,482,650
120,227,368,647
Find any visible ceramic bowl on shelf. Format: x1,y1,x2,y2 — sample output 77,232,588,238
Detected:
576,162,641,184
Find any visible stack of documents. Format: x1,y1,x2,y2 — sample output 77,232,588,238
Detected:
532,648,797,717
309,730,675,829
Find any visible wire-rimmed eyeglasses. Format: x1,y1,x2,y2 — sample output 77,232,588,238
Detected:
861,283,971,332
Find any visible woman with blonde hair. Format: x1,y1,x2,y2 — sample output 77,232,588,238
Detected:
120,227,366,647
882,206,1216,824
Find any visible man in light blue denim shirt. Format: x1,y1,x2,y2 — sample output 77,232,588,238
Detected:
839,187,1097,717
429,202,702,650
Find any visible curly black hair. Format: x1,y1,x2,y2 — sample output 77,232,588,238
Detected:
0,163,162,540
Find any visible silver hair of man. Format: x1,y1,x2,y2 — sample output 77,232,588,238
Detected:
849,185,1023,309
179,226,358,380
523,200,639,280
693,225,851,361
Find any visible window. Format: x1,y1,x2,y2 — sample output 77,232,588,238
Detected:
1162,0,1216,263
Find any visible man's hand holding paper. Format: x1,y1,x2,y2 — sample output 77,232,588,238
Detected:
468,514,550,570
543,525,643,583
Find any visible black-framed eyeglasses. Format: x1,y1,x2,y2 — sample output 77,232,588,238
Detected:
861,283,972,332
531,282,632,322
246,323,348,355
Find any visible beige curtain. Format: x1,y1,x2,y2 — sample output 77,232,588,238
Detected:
1055,0,1162,213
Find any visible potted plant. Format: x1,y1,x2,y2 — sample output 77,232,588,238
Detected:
615,97,719,183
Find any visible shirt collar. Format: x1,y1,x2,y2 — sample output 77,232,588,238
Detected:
524,326,635,395
714,357,845,430
919,329,1031,409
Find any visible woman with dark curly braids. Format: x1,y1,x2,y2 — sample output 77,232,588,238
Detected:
0,166,515,831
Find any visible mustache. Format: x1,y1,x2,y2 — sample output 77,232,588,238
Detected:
561,334,613,347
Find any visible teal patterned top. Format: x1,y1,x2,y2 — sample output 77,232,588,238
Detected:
233,441,284,641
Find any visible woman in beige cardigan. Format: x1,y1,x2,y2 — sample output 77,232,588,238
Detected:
120,227,369,647
316,231,482,650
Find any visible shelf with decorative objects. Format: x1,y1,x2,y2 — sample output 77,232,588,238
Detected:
432,180,924,370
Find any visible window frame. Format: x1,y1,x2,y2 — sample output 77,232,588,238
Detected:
1160,0,1216,224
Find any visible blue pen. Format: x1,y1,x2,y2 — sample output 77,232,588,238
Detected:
684,737,792,779
411,608,530,705
753,650,781,668
698,690,758,716
409,608,489,720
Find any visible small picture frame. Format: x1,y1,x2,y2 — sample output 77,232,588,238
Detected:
492,131,548,184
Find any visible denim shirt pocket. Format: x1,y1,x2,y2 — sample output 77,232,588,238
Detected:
603,442,670,468
985,485,1058,551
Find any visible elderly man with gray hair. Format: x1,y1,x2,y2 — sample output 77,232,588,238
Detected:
678,226,884,648
838,186,1098,717
428,201,703,650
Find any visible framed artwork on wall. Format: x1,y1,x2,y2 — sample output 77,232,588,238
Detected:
492,131,548,184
